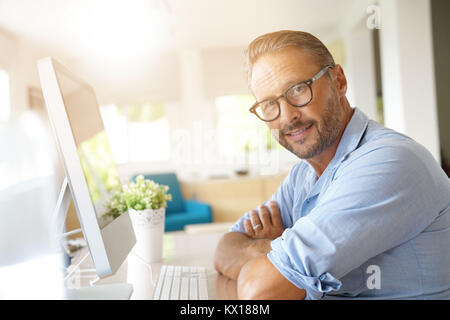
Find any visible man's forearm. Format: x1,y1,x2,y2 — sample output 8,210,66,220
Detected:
215,274,238,300
214,231,272,280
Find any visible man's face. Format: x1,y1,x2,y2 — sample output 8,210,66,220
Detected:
250,46,345,160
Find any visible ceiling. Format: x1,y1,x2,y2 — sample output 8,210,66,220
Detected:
0,0,355,103
0,0,354,56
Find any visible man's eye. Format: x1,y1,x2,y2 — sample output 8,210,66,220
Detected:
261,100,277,110
291,84,306,95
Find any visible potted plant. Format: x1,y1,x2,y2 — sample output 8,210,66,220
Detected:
104,175,172,263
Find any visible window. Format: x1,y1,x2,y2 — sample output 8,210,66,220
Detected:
215,95,279,171
100,103,170,164
0,69,11,122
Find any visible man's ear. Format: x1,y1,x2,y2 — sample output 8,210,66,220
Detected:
332,64,347,97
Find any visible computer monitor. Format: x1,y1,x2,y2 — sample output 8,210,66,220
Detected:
37,57,136,279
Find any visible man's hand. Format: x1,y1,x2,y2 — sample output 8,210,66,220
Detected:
243,201,284,240
214,201,283,280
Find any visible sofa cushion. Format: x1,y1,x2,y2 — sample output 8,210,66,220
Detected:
165,210,212,232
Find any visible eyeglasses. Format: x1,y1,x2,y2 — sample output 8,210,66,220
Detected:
249,65,334,122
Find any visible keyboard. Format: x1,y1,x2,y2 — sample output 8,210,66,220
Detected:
153,265,209,300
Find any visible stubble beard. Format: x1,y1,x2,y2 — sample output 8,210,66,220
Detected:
275,90,344,160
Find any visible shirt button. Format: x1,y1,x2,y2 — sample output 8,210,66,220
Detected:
319,273,327,281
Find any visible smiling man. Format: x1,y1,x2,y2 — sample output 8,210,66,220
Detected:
213,30,450,300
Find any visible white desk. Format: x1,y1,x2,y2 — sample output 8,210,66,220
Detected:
67,230,224,300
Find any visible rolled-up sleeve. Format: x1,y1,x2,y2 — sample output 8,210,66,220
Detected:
268,218,342,300
229,211,250,233
267,144,443,299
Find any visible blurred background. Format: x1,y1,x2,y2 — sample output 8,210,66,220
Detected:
0,0,449,277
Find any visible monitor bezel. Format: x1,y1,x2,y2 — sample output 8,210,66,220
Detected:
37,57,136,278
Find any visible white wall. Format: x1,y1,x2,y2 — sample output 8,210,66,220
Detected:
378,0,440,161
201,47,248,99
346,22,378,121
0,29,46,118
0,29,18,121
0,30,16,70
0,28,61,202
337,0,378,121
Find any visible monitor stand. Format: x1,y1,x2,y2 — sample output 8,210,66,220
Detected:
54,178,134,300
65,283,133,300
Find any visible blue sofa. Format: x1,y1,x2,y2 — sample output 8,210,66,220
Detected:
132,173,213,231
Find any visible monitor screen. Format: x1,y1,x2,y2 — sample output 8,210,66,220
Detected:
55,68,120,229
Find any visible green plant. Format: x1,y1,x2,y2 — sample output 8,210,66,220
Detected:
103,175,172,219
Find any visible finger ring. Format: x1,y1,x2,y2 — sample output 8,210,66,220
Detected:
252,224,262,230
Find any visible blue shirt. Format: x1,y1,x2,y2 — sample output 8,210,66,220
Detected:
231,108,450,300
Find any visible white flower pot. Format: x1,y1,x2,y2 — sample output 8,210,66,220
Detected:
128,207,165,264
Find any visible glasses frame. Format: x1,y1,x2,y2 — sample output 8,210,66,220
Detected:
249,65,334,122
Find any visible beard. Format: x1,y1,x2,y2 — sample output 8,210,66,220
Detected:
274,89,344,159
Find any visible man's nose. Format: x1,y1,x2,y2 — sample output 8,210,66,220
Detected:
279,98,301,125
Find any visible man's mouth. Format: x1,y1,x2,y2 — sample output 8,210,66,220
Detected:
285,124,313,141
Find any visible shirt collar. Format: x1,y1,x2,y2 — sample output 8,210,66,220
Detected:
303,107,369,196
332,107,369,165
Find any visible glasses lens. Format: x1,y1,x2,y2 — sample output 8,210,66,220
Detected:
254,99,279,121
286,83,311,106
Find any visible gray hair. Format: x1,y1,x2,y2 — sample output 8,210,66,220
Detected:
245,30,335,87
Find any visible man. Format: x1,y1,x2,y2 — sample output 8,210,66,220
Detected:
213,30,450,300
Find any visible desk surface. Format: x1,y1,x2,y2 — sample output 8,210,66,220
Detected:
68,230,225,300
